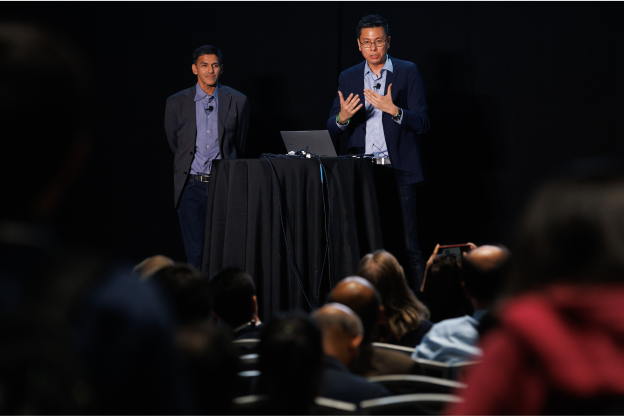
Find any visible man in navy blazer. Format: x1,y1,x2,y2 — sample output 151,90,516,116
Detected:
165,45,249,270
326,14,430,288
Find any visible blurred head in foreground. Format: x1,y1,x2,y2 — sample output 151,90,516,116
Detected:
0,22,92,222
257,314,324,414
448,159,624,415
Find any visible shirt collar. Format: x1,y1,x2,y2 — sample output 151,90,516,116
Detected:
364,55,393,76
194,83,218,101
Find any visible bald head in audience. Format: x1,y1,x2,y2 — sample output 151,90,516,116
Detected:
328,277,423,377
328,276,384,342
312,303,364,368
133,255,174,279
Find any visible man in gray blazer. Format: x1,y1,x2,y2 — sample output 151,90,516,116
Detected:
164,45,250,270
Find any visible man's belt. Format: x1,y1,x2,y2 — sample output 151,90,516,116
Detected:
191,174,210,182
373,157,391,165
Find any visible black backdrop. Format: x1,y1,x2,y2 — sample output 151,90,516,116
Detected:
5,2,623,266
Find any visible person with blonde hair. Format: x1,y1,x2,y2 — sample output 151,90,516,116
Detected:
356,250,432,347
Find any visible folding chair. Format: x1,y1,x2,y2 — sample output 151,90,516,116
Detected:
360,393,463,415
233,338,261,354
451,360,480,381
232,394,357,415
368,374,466,395
413,358,451,379
235,370,260,398
233,338,261,349
314,397,358,415
372,342,416,356
239,353,259,372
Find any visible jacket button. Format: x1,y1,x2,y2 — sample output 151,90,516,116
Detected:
189,151,193,155
183,172,187,175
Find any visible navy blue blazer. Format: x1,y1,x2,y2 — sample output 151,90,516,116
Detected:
320,355,390,406
326,57,430,185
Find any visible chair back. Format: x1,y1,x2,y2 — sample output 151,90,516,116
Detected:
368,374,466,395
451,360,480,381
232,394,270,415
239,353,259,372
314,397,357,415
414,358,451,379
372,342,416,356
235,370,260,398
360,393,463,415
233,338,261,355
233,394,354,415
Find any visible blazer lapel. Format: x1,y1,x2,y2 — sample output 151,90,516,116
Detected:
217,84,232,144
384,58,397,100
185,86,197,138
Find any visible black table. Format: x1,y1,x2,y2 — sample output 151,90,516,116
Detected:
202,157,384,319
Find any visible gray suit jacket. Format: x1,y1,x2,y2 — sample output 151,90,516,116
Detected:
164,83,250,207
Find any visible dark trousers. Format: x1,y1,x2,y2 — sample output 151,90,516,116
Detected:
177,177,209,270
396,181,426,290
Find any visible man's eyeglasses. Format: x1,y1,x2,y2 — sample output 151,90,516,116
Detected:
359,39,387,48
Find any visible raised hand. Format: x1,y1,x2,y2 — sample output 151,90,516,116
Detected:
338,91,363,123
364,83,399,115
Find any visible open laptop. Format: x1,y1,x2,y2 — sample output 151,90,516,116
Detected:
280,130,337,157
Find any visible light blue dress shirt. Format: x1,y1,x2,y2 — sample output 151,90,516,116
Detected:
411,310,487,365
336,55,403,157
191,83,220,175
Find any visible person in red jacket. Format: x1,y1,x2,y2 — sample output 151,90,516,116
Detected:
447,160,624,415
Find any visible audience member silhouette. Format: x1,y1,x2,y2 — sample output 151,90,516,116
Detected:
150,263,211,325
448,161,624,414
208,267,264,340
256,314,324,415
328,277,422,377
0,23,193,414
176,323,240,415
420,247,474,323
312,303,391,405
357,250,433,347
413,245,511,364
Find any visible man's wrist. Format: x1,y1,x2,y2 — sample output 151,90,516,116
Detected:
391,107,402,122
337,113,350,126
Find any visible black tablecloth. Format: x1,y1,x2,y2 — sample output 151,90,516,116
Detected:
202,157,383,319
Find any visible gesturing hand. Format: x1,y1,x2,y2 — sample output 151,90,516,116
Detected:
364,83,399,115
338,91,363,123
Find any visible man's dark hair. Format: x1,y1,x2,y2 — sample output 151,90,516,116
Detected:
192,45,223,65
422,254,474,322
151,264,211,324
513,158,624,293
208,267,256,327
257,314,323,414
462,248,512,305
356,14,390,38
178,324,240,415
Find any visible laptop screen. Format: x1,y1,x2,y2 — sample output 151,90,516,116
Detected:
280,130,337,157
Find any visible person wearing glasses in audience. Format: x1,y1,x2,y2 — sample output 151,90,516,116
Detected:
326,15,430,291
165,45,250,271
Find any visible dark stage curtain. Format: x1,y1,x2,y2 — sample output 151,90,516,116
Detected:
202,158,383,319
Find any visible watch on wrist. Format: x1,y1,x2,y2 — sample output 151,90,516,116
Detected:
392,108,402,122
